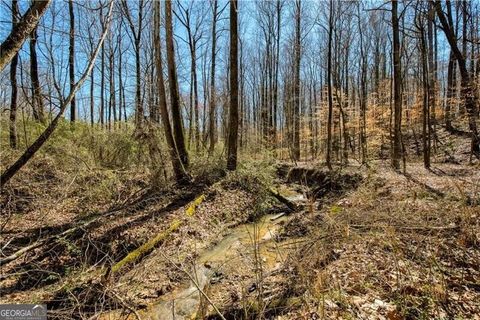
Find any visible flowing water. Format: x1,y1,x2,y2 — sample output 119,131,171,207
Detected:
104,189,305,320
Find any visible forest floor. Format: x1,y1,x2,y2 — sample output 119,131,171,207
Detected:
1,126,479,319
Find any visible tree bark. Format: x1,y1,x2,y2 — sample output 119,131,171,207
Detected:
0,0,51,72
326,2,334,170
153,0,189,184
29,26,45,123
68,0,76,123
227,0,239,171
292,0,301,161
166,0,190,168
392,0,403,170
445,51,456,131
208,0,218,155
9,0,19,149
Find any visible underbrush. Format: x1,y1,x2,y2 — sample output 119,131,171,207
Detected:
1,119,151,220
283,163,480,319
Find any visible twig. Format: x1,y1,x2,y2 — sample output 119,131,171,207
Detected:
108,288,142,320
158,251,226,320
350,224,459,232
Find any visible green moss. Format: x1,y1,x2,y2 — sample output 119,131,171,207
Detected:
112,193,207,274
186,194,206,217
112,219,182,273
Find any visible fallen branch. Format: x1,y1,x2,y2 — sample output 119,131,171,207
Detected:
0,217,96,266
350,224,459,232
107,288,142,320
0,189,167,267
159,251,226,320
268,188,300,212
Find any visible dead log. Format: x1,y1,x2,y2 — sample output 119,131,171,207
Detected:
268,188,300,212
350,224,460,233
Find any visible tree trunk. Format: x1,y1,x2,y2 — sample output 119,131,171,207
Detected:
445,50,456,131
208,0,218,155
419,14,431,168
0,0,51,72
427,4,437,151
153,0,189,184
292,0,301,161
166,0,189,168
326,2,334,170
227,0,239,171
100,5,105,128
68,0,76,123
392,0,403,170
9,0,19,149
29,26,45,123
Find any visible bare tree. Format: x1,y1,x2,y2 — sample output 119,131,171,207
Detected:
227,0,239,171
175,1,206,151
391,0,403,170
154,0,189,183
1,1,115,187
0,0,51,71
208,0,219,155
69,0,76,123
292,0,301,161
121,0,145,130
29,25,45,123
326,1,334,169
432,0,480,158
166,0,189,168
9,0,19,149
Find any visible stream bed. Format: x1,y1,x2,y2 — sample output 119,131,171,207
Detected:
103,188,305,320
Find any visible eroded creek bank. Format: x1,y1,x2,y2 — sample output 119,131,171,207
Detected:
104,166,362,320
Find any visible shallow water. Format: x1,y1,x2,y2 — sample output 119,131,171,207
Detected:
148,213,291,319
103,190,304,320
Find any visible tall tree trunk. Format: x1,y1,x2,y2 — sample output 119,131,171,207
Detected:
29,26,45,123
165,0,189,168
419,14,431,168
192,45,200,151
108,42,114,130
292,0,301,161
208,0,218,155
100,5,105,128
118,32,124,127
273,0,282,148
326,2,334,170
134,40,142,128
227,0,239,171
68,0,76,123
9,0,19,149
121,0,144,130
90,65,94,126
153,0,189,183
445,51,456,131
427,3,437,152
392,0,403,170
357,3,367,164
